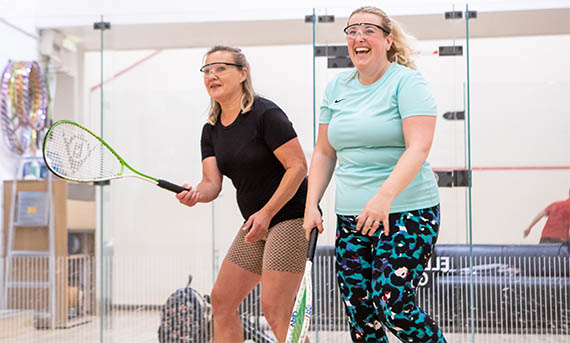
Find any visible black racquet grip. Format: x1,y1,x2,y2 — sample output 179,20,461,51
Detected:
307,227,319,262
157,179,187,193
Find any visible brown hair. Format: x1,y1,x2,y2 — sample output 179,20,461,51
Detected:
204,46,255,125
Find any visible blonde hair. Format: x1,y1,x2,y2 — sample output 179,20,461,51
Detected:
204,46,255,125
348,6,417,70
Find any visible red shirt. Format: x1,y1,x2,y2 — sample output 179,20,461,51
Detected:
542,198,570,240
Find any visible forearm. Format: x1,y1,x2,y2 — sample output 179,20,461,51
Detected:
195,180,221,203
526,210,547,231
306,149,337,209
379,146,429,201
260,165,307,218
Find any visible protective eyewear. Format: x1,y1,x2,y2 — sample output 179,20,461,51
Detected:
199,62,243,76
343,22,390,39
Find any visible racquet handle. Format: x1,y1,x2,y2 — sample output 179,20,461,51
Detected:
157,179,187,193
307,228,318,262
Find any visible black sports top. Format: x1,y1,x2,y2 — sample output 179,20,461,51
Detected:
201,96,307,227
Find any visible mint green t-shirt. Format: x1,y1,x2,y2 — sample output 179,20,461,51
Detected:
320,63,439,215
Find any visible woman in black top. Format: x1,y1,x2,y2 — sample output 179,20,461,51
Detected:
176,46,309,343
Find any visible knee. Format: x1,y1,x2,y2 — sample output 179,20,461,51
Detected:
210,288,238,317
374,291,417,326
260,297,286,324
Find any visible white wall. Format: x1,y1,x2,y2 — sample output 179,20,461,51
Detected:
415,35,570,244
80,34,569,303
459,35,570,244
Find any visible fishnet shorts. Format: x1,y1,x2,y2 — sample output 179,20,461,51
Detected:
226,218,308,275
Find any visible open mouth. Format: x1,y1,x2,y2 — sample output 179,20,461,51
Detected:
355,47,371,55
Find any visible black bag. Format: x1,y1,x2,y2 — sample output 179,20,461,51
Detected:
158,275,212,343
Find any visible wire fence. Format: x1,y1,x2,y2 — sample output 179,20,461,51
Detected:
0,252,568,342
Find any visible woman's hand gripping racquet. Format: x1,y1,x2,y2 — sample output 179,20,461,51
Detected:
42,120,186,193
286,227,318,343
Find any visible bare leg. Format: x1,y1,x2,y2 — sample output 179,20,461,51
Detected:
211,259,260,343
260,269,304,342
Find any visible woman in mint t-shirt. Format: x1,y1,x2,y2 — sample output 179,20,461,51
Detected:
303,6,446,343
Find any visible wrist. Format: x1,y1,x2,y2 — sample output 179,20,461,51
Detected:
376,188,397,202
305,197,320,209
306,203,319,211
305,204,320,216
259,207,277,219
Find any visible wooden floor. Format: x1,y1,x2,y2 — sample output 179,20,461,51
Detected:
1,310,569,342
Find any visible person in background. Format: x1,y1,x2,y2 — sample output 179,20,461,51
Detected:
524,190,570,244
303,6,446,343
177,46,309,342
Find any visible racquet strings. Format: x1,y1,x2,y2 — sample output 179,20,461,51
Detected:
44,122,122,181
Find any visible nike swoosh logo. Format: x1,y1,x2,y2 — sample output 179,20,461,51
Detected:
334,99,345,103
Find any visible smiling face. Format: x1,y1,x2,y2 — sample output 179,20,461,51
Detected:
202,51,247,104
346,12,393,74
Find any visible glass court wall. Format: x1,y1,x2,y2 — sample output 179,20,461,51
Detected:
308,5,569,343
0,3,568,343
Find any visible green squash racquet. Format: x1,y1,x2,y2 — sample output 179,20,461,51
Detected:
42,120,186,193
286,227,318,343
